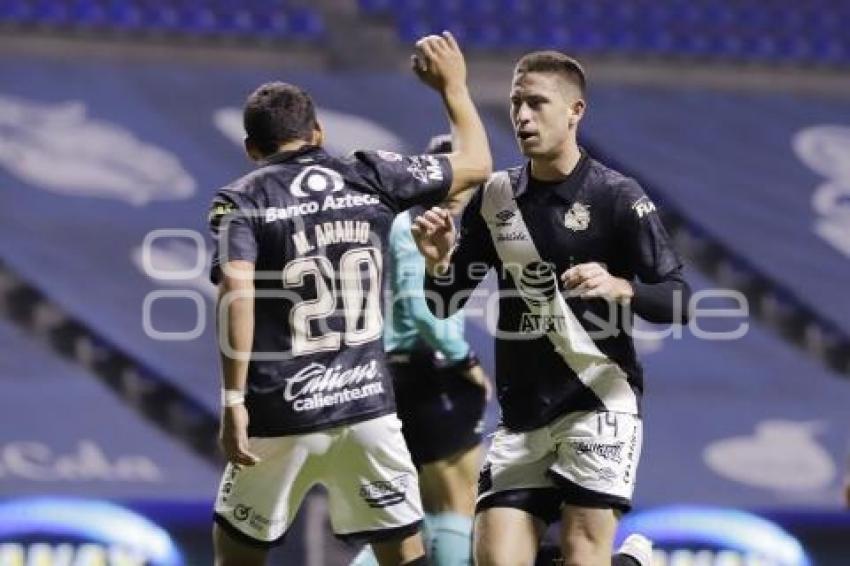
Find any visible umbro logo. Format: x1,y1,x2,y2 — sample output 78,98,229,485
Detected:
495,209,515,223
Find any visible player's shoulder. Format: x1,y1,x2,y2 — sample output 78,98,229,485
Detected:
584,156,644,202
215,166,277,204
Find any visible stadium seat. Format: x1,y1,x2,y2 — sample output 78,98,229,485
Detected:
358,0,850,66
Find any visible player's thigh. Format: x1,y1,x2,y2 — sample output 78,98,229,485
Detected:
473,506,545,566
558,504,618,566
371,530,426,566
418,443,483,515
476,425,559,519
213,522,268,566
213,435,324,547
325,414,424,542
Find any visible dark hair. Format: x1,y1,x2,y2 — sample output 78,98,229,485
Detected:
243,82,317,156
514,51,586,97
425,133,452,155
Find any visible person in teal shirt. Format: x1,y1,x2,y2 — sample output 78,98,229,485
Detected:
353,135,491,566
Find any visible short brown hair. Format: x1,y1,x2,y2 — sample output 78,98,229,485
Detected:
514,51,587,97
243,82,317,156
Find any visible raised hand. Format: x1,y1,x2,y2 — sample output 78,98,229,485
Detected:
411,31,467,93
411,206,456,276
561,262,634,303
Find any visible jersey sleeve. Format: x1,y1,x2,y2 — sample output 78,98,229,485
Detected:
350,150,453,213
208,188,262,285
614,179,683,282
614,179,690,323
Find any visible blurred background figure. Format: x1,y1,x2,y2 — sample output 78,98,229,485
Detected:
1,1,849,564
350,134,490,566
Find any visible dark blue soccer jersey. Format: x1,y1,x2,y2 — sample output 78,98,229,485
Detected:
208,146,452,436
426,150,689,431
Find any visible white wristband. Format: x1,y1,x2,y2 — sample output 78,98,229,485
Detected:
221,389,245,407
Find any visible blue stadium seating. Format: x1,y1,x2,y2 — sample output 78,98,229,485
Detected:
582,85,850,342
0,319,218,499
0,0,325,41
360,0,850,66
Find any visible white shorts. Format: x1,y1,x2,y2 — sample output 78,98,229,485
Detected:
214,413,423,546
477,410,642,520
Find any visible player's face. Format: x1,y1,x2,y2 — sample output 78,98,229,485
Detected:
510,72,582,159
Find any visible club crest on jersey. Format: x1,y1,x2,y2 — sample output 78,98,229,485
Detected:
289,165,345,198
564,202,591,231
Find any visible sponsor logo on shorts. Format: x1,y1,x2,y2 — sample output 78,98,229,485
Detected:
623,426,638,485
359,475,409,508
231,505,284,532
570,441,625,464
406,155,443,184
233,504,252,521
284,360,385,412
598,467,617,485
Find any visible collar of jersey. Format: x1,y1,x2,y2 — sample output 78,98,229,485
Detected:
260,145,325,166
513,147,589,202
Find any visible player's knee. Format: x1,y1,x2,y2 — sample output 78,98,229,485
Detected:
559,528,613,566
372,531,426,566
473,513,537,566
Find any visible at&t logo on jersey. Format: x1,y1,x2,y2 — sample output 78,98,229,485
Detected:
517,261,558,307
289,165,345,197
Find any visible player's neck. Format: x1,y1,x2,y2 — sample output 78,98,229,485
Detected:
529,143,581,182
277,140,312,153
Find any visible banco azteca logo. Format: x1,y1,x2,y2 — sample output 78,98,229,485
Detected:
289,165,345,198
518,261,558,307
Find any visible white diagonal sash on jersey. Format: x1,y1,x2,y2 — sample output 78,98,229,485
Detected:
480,172,637,414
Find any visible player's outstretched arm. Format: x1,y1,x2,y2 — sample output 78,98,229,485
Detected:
413,31,491,203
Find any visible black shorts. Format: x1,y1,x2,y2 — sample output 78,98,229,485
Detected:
389,353,486,466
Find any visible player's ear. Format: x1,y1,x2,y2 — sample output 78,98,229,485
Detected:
244,137,264,162
311,121,324,147
568,99,586,128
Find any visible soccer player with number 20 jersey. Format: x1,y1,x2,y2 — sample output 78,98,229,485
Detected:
208,32,491,566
